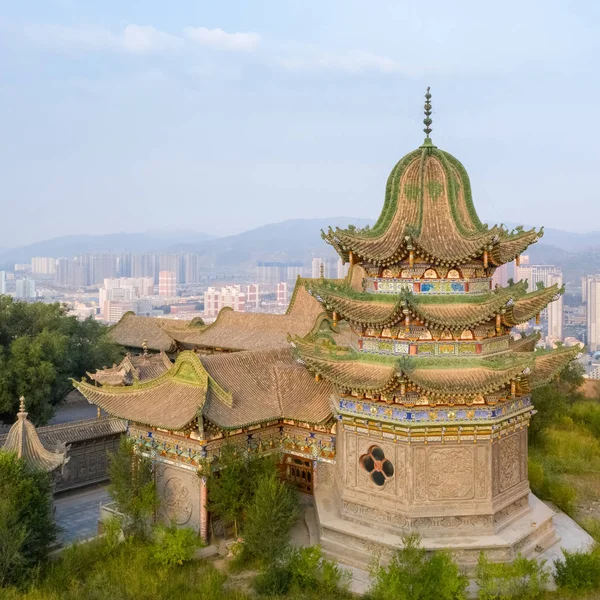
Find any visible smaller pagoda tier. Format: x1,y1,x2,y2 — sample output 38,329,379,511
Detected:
305,277,563,356
1,397,69,473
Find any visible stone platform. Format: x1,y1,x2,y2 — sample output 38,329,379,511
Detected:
315,489,559,573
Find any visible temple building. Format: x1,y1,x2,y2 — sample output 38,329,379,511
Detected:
76,89,578,568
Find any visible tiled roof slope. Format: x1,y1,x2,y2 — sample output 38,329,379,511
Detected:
187,284,324,351
109,313,205,352
200,348,333,429
74,349,333,431
322,146,541,267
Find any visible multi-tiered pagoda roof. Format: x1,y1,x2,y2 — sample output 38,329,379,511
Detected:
294,89,577,418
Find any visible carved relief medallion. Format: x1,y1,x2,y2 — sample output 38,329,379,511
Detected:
163,477,193,525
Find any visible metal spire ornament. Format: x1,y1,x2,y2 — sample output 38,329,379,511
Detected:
423,86,433,145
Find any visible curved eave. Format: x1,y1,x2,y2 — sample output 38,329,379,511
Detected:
490,228,543,267
529,347,580,389
308,281,528,331
74,380,202,431
510,332,542,353
503,284,563,326
323,228,501,268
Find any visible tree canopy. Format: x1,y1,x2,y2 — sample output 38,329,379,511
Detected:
0,296,122,424
0,451,58,586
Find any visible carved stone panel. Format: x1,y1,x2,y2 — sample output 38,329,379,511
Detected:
318,461,335,490
156,463,201,532
395,445,406,500
426,447,474,501
414,447,427,502
499,433,521,493
346,433,357,487
475,445,488,499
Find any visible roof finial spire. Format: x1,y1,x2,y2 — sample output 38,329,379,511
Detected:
423,86,433,140
18,396,26,416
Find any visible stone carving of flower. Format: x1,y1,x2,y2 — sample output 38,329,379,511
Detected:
360,446,394,487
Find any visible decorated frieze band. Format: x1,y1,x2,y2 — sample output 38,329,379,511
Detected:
357,335,510,357
365,277,492,296
339,410,531,443
362,263,490,281
337,395,533,426
129,423,336,467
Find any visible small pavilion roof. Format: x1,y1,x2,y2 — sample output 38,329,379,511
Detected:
88,351,172,386
74,349,333,431
1,397,68,472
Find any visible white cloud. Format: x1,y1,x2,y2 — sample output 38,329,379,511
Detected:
183,27,261,52
23,23,182,54
278,51,410,75
121,25,182,53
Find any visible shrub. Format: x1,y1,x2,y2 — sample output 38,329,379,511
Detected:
476,552,549,599
528,453,577,516
253,546,350,598
369,534,468,600
242,472,299,565
0,452,57,586
554,546,600,593
107,436,157,539
151,525,202,566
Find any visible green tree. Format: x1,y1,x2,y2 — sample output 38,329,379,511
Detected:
0,297,122,424
199,444,278,537
108,437,157,539
0,451,58,586
369,534,468,600
242,471,299,565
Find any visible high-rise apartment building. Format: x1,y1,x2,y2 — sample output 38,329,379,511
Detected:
203,286,246,317
0,271,7,295
492,261,514,288
515,257,562,319
31,257,56,275
336,258,349,280
158,271,177,297
547,272,563,340
15,279,36,299
246,284,260,309
312,258,323,279
586,275,600,352
277,282,288,305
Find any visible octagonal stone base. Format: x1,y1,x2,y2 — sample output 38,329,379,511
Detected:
315,488,558,572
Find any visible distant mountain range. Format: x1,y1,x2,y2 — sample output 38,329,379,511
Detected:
2,219,600,283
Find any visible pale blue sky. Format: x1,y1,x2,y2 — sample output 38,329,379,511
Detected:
0,1,598,247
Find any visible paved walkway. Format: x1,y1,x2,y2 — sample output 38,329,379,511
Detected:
55,485,111,544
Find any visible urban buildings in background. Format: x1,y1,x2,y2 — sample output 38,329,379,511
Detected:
10,249,600,378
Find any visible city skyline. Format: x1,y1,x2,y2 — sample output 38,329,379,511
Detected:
1,1,600,247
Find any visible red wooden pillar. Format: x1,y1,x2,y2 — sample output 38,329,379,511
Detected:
200,477,208,542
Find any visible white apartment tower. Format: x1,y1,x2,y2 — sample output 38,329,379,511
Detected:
586,276,600,352
547,272,564,341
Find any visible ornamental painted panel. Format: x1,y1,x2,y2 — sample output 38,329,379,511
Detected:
414,447,427,502
447,269,461,279
499,433,521,492
346,434,357,487
426,447,475,501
